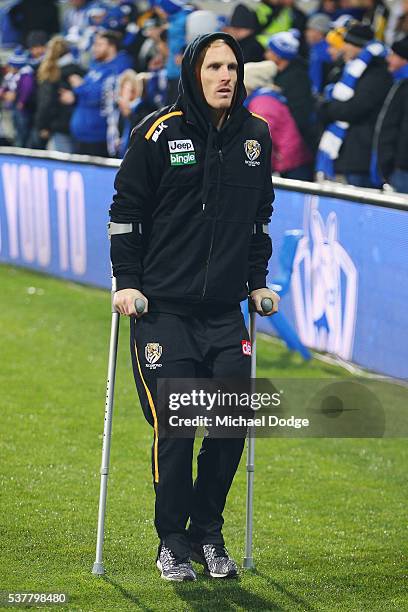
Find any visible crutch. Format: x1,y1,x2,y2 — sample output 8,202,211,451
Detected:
92,271,145,576
243,296,273,570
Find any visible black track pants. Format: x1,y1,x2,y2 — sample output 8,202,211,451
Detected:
129,308,251,559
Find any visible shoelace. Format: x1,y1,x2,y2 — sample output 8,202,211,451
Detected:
204,544,229,559
161,546,191,568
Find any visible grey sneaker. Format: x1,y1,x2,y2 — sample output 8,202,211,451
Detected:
156,545,197,582
191,543,238,578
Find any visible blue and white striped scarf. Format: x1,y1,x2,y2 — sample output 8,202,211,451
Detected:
316,41,387,178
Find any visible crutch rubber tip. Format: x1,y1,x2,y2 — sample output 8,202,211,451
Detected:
92,562,105,576
135,298,146,314
261,297,273,314
242,558,255,570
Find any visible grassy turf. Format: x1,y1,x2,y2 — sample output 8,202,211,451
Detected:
0,264,407,611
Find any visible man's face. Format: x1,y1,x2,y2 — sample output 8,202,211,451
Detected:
264,47,286,69
322,0,338,12
387,51,408,73
199,43,238,110
328,44,342,61
30,45,46,59
93,36,111,61
306,28,324,46
342,42,362,62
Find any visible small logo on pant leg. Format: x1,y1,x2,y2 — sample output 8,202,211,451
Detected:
242,340,252,356
145,343,163,369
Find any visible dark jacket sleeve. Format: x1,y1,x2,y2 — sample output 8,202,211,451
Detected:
284,67,317,150
248,134,274,292
109,122,164,290
376,83,401,180
398,85,408,172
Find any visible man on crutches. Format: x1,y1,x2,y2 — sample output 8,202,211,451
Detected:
103,32,279,581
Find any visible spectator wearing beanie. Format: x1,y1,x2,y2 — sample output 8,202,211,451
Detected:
325,17,348,63
371,36,408,192
266,30,318,152
317,23,393,187
323,15,354,85
26,30,49,72
227,4,265,63
154,0,192,103
244,61,314,179
306,14,333,95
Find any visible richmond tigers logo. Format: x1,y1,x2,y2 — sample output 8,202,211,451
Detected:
244,140,261,166
145,343,163,369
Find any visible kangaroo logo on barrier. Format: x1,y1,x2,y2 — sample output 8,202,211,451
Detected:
291,196,358,360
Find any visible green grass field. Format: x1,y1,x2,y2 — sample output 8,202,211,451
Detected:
1,264,407,611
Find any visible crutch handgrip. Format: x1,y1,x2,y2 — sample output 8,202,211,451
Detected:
261,297,273,314
135,298,146,314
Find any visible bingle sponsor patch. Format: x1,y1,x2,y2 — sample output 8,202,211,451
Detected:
168,139,196,166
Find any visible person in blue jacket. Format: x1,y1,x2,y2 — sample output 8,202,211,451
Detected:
60,30,132,156
305,13,333,96
153,0,192,102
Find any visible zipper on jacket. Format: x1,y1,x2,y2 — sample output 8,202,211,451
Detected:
201,148,223,298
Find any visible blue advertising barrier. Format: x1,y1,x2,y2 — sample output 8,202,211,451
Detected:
0,151,115,288
259,189,408,380
0,149,407,379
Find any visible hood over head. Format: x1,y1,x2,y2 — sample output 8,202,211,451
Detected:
176,32,247,135
174,32,250,213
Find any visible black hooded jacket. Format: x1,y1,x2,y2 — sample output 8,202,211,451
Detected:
109,32,274,312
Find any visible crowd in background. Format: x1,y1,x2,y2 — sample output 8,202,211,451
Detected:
0,0,407,193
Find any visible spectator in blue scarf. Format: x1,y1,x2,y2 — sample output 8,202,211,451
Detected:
317,23,392,186
266,30,318,152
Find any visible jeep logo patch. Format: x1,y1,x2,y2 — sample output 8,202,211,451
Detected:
169,139,196,166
